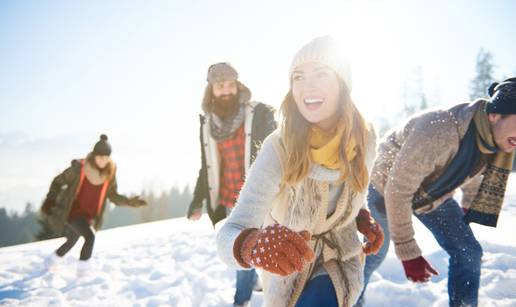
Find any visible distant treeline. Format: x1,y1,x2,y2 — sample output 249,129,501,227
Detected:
0,185,192,248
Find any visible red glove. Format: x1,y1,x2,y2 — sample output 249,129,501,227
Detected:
41,198,56,215
402,256,439,282
356,209,385,255
233,224,315,276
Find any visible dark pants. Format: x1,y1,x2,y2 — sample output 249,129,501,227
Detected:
56,217,95,261
296,275,338,307
357,185,482,307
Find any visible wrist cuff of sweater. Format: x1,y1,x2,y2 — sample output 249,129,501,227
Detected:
233,228,258,268
394,239,422,261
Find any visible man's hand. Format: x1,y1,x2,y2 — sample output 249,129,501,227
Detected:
402,256,439,283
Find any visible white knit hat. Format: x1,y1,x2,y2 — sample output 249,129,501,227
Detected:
289,36,352,92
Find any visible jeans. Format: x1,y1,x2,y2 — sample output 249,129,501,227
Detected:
357,185,482,307
417,198,482,307
296,275,338,307
56,217,95,261
234,269,257,305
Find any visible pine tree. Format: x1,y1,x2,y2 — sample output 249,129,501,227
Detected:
469,48,495,100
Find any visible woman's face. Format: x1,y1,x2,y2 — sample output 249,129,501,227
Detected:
292,62,341,130
94,155,110,169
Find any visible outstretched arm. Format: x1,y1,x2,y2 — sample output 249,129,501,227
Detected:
107,176,147,207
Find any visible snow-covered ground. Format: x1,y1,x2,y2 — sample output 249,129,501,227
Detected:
1,180,516,307
0,216,255,307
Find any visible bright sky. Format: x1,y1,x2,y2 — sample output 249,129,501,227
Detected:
1,0,516,212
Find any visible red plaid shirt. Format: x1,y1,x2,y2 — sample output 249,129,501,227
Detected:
217,124,246,208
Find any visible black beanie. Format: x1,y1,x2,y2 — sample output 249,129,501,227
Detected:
93,134,112,156
486,77,516,114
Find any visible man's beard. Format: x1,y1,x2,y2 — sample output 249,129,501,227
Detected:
212,94,239,119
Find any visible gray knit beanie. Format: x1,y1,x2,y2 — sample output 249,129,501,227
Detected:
207,62,239,84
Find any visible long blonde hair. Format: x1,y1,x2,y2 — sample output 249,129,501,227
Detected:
279,80,370,192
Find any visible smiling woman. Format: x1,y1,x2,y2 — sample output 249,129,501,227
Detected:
291,63,341,129
216,36,383,307
281,37,371,191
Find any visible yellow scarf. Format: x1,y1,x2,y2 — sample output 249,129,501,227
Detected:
309,123,357,170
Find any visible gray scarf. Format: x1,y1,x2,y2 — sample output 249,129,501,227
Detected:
210,104,245,141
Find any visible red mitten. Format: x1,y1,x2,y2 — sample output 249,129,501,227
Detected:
356,209,385,255
402,256,439,282
233,224,315,276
